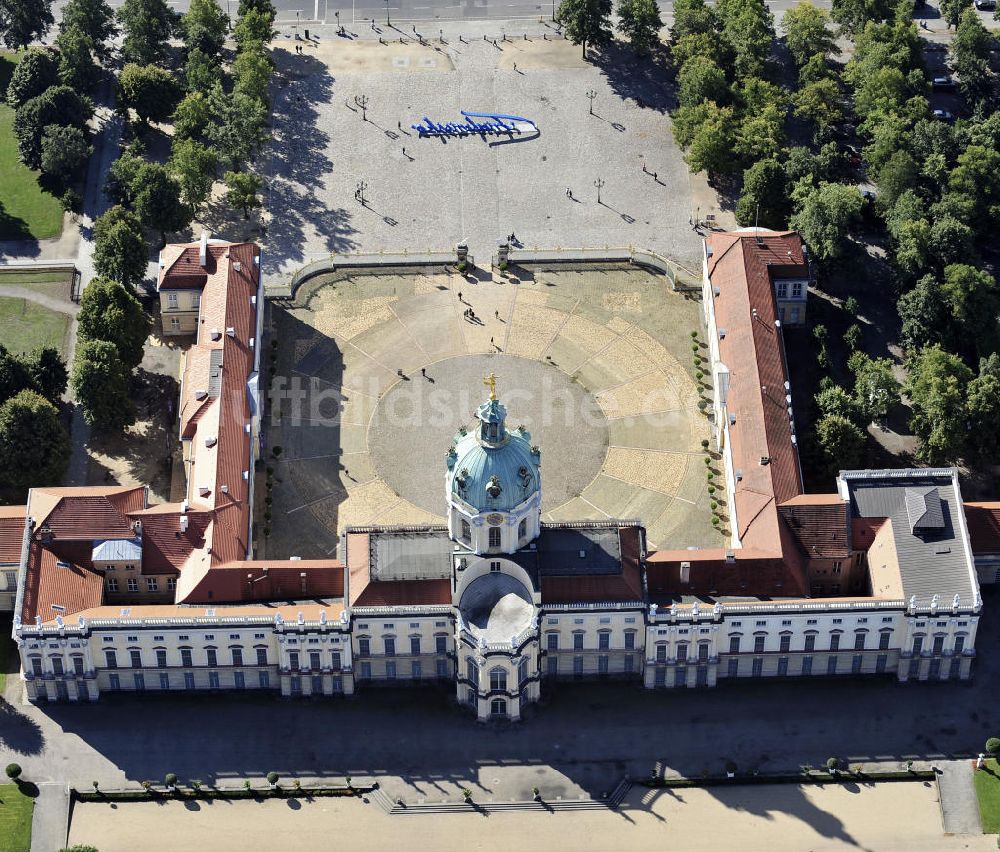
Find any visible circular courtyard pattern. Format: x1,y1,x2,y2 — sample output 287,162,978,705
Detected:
267,265,726,558
367,354,609,516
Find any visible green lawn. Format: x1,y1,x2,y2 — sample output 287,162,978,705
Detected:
0,784,33,852
0,296,70,357
0,53,64,243
974,759,1000,833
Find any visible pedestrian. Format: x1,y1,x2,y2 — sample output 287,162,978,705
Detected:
653,172,657,181
458,290,463,302
566,187,571,198
398,120,402,130
421,367,426,378
371,19,375,29
490,336,494,345
511,233,517,244
513,62,517,71
495,309,499,319
402,146,407,156
642,162,647,174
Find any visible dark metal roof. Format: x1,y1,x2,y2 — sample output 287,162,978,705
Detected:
368,527,454,582
840,469,978,608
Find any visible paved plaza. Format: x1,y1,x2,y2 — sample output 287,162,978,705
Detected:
265,263,720,556
67,781,991,852
262,34,698,285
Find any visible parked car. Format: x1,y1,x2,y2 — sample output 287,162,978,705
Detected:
932,75,956,90
974,0,995,10
933,108,955,121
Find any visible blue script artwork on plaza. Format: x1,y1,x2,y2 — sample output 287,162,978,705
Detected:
411,110,538,139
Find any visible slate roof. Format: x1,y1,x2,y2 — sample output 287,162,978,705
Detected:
91,538,142,562
840,469,978,608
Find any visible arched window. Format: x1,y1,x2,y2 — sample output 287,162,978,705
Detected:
460,519,471,542
490,666,507,691
518,518,527,541
488,526,501,548
490,697,507,717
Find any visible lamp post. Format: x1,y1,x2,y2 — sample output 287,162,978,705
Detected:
354,94,370,121
385,0,390,25
586,89,597,115
594,177,605,204
356,180,368,206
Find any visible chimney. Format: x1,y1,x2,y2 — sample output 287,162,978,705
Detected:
199,230,210,267
300,572,307,594
205,436,217,448
210,328,221,341
226,327,235,337
234,261,242,272
194,389,208,400
179,515,189,533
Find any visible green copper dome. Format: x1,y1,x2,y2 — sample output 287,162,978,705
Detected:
446,383,541,513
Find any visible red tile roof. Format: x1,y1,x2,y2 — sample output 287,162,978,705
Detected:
0,505,26,564
645,546,808,599
157,244,213,290
540,526,645,604
129,504,212,575
965,502,1000,556
706,231,807,554
31,486,146,540
778,494,851,559
352,579,452,607
178,559,345,604
20,541,103,624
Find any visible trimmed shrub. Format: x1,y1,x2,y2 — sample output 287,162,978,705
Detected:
5,763,22,780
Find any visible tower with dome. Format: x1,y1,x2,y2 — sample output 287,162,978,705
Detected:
446,373,542,555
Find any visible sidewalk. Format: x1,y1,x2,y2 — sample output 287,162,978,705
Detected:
939,760,983,835
29,783,70,852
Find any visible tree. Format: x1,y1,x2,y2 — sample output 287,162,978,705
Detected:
40,124,92,187
60,0,116,57
224,170,261,219
940,263,1000,358
71,339,134,431
940,0,970,29
55,25,100,92
25,347,67,403
898,275,952,352
237,0,275,20
232,44,273,106
182,0,227,56
677,55,728,107
789,182,863,263
816,414,866,470
850,352,900,424
830,0,893,35
234,7,273,48
721,0,774,79
184,47,218,94
204,87,269,171
952,10,995,106
670,0,716,39
557,0,613,58
5,47,57,109
0,0,54,48
735,157,789,228
792,77,844,141
987,737,1000,756
5,763,22,780
118,63,182,124
616,0,662,54
0,345,33,402
815,383,859,422
13,85,90,170
967,354,1000,461
0,390,70,491
132,162,188,239
875,149,918,213
104,144,146,205
169,138,217,213
929,216,976,267
172,91,211,140
117,0,176,65
77,277,149,369
734,102,784,163
905,345,973,465
682,103,737,177
782,2,838,67
93,205,148,286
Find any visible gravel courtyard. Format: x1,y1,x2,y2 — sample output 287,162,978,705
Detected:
264,263,722,556
262,35,698,286
67,780,987,852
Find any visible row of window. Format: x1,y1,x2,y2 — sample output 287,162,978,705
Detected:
106,577,176,593
357,636,448,657
103,647,278,669
722,630,895,656
458,519,529,545
546,631,636,651
355,659,452,680
106,670,270,692
463,659,531,691
165,292,200,309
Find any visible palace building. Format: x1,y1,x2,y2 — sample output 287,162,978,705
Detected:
7,231,999,718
